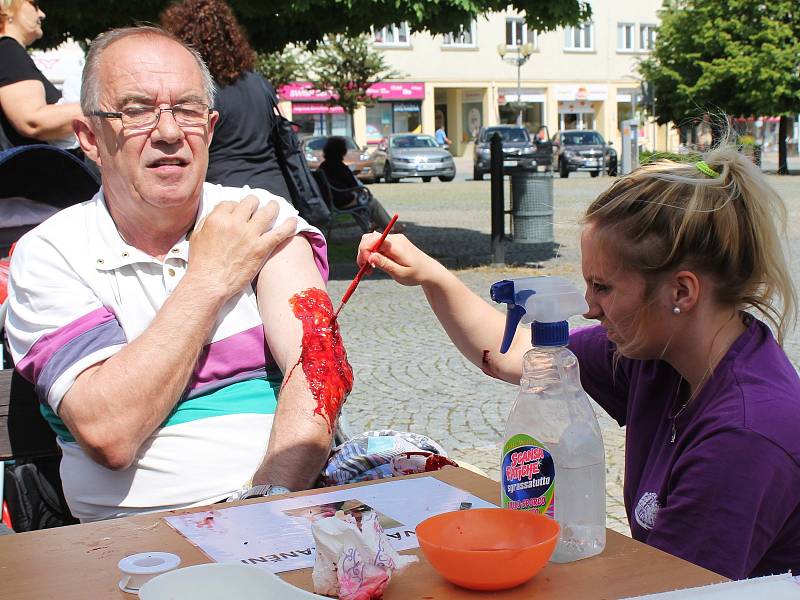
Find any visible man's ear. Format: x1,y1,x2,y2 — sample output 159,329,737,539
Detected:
74,116,102,166
206,110,219,144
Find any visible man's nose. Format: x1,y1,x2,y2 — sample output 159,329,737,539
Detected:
151,108,185,143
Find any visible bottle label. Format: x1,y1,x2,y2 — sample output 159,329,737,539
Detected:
501,433,555,517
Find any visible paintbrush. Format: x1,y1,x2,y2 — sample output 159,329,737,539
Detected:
334,213,399,319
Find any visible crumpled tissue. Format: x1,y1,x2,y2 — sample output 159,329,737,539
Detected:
311,510,417,600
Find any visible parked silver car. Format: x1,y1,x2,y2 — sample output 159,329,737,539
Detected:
372,134,456,183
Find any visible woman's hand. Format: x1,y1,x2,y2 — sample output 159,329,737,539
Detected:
356,233,444,287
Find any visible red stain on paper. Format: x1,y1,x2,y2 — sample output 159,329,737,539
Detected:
196,511,215,528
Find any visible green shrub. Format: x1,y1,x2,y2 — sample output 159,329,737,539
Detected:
739,135,757,148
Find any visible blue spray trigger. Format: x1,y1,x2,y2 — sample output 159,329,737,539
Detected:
490,280,515,304
500,305,526,353
491,281,536,354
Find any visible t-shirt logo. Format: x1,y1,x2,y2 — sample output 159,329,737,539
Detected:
635,492,661,531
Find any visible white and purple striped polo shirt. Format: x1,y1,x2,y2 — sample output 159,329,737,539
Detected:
5,182,328,522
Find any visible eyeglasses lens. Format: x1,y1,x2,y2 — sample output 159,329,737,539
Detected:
121,104,209,131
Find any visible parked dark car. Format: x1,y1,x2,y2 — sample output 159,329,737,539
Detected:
371,134,456,183
552,130,617,178
472,125,552,180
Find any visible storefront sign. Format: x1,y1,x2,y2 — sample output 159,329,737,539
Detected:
557,101,595,114
367,82,425,100
290,103,344,115
392,103,420,113
556,84,608,101
462,90,484,103
616,88,639,103
279,82,425,102
499,88,546,104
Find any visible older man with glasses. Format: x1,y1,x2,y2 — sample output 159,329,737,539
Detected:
4,27,340,522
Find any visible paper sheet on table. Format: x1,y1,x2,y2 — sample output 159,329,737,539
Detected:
164,477,495,574
622,573,800,599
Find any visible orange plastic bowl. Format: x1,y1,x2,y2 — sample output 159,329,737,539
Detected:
415,508,560,591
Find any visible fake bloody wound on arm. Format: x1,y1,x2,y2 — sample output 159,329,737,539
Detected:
287,288,354,432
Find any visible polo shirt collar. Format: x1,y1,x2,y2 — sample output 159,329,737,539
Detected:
90,187,195,271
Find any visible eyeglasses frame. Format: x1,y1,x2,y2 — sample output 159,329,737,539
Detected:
89,103,212,132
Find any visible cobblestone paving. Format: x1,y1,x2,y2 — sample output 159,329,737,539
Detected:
326,174,800,536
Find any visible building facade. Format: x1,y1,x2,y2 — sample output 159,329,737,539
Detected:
283,1,675,155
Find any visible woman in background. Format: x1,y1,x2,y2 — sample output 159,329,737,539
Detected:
0,0,81,149
161,0,290,200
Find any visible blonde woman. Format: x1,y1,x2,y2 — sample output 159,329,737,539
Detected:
356,145,800,579
0,0,81,148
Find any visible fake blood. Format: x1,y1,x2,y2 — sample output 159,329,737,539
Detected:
286,288,353,432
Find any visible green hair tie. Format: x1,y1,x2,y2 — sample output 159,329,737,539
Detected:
695,160,720,178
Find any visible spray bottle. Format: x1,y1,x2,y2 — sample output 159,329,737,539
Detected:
490,276,606,562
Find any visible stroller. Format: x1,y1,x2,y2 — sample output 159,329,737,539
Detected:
0,145,99,532
1,144,99,367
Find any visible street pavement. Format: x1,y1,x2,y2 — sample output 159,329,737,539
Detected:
325,171,800,536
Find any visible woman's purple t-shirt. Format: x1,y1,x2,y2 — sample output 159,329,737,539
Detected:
569,315,800,579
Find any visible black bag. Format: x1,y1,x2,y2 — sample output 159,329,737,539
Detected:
262,81,331,230
0,121,12,152
3,459,78,531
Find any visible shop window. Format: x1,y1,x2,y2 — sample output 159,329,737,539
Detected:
559,112,595,131
366,103,394,143
617,101,634,132
640,24,657,51
393,103,421,133
617,23,634,51
498,102,543,133
373,23,410,47
505,17,537,49
443,21,477,47
564,23,593,51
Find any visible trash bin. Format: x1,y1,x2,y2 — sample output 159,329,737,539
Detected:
510,172,554,245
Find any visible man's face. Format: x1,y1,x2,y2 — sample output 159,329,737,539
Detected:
80,35,218,217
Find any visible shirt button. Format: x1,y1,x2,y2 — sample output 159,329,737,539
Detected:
122,252,129,258
167,268,176,277
171,248,179,254
96,258,104,265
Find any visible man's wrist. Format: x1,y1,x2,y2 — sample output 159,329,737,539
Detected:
242,484,291,499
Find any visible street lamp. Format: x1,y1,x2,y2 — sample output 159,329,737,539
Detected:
497,42,534,126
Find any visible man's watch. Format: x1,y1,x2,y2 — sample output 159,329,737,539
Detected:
242,484,291,499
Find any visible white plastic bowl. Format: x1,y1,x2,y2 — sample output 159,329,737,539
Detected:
138,563,328,600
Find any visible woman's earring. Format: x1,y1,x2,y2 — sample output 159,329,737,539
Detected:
672,306,681,315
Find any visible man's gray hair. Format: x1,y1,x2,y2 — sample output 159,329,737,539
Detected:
80,26,217,114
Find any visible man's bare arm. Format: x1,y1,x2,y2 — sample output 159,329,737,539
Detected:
59,198,296,470
252,235,336,490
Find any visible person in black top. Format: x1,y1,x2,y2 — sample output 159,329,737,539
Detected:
160,0,290,200
0,0,82,149
319,136,403,232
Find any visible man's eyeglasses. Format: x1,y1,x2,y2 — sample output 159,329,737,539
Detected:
89,103,210,132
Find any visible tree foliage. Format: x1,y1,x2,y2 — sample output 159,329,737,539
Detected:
309,34,399,129
639,0,800,126
36,1,590,52
255,46,308,90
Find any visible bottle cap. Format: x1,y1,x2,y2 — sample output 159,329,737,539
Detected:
118,551,182,594
533,321,569,346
